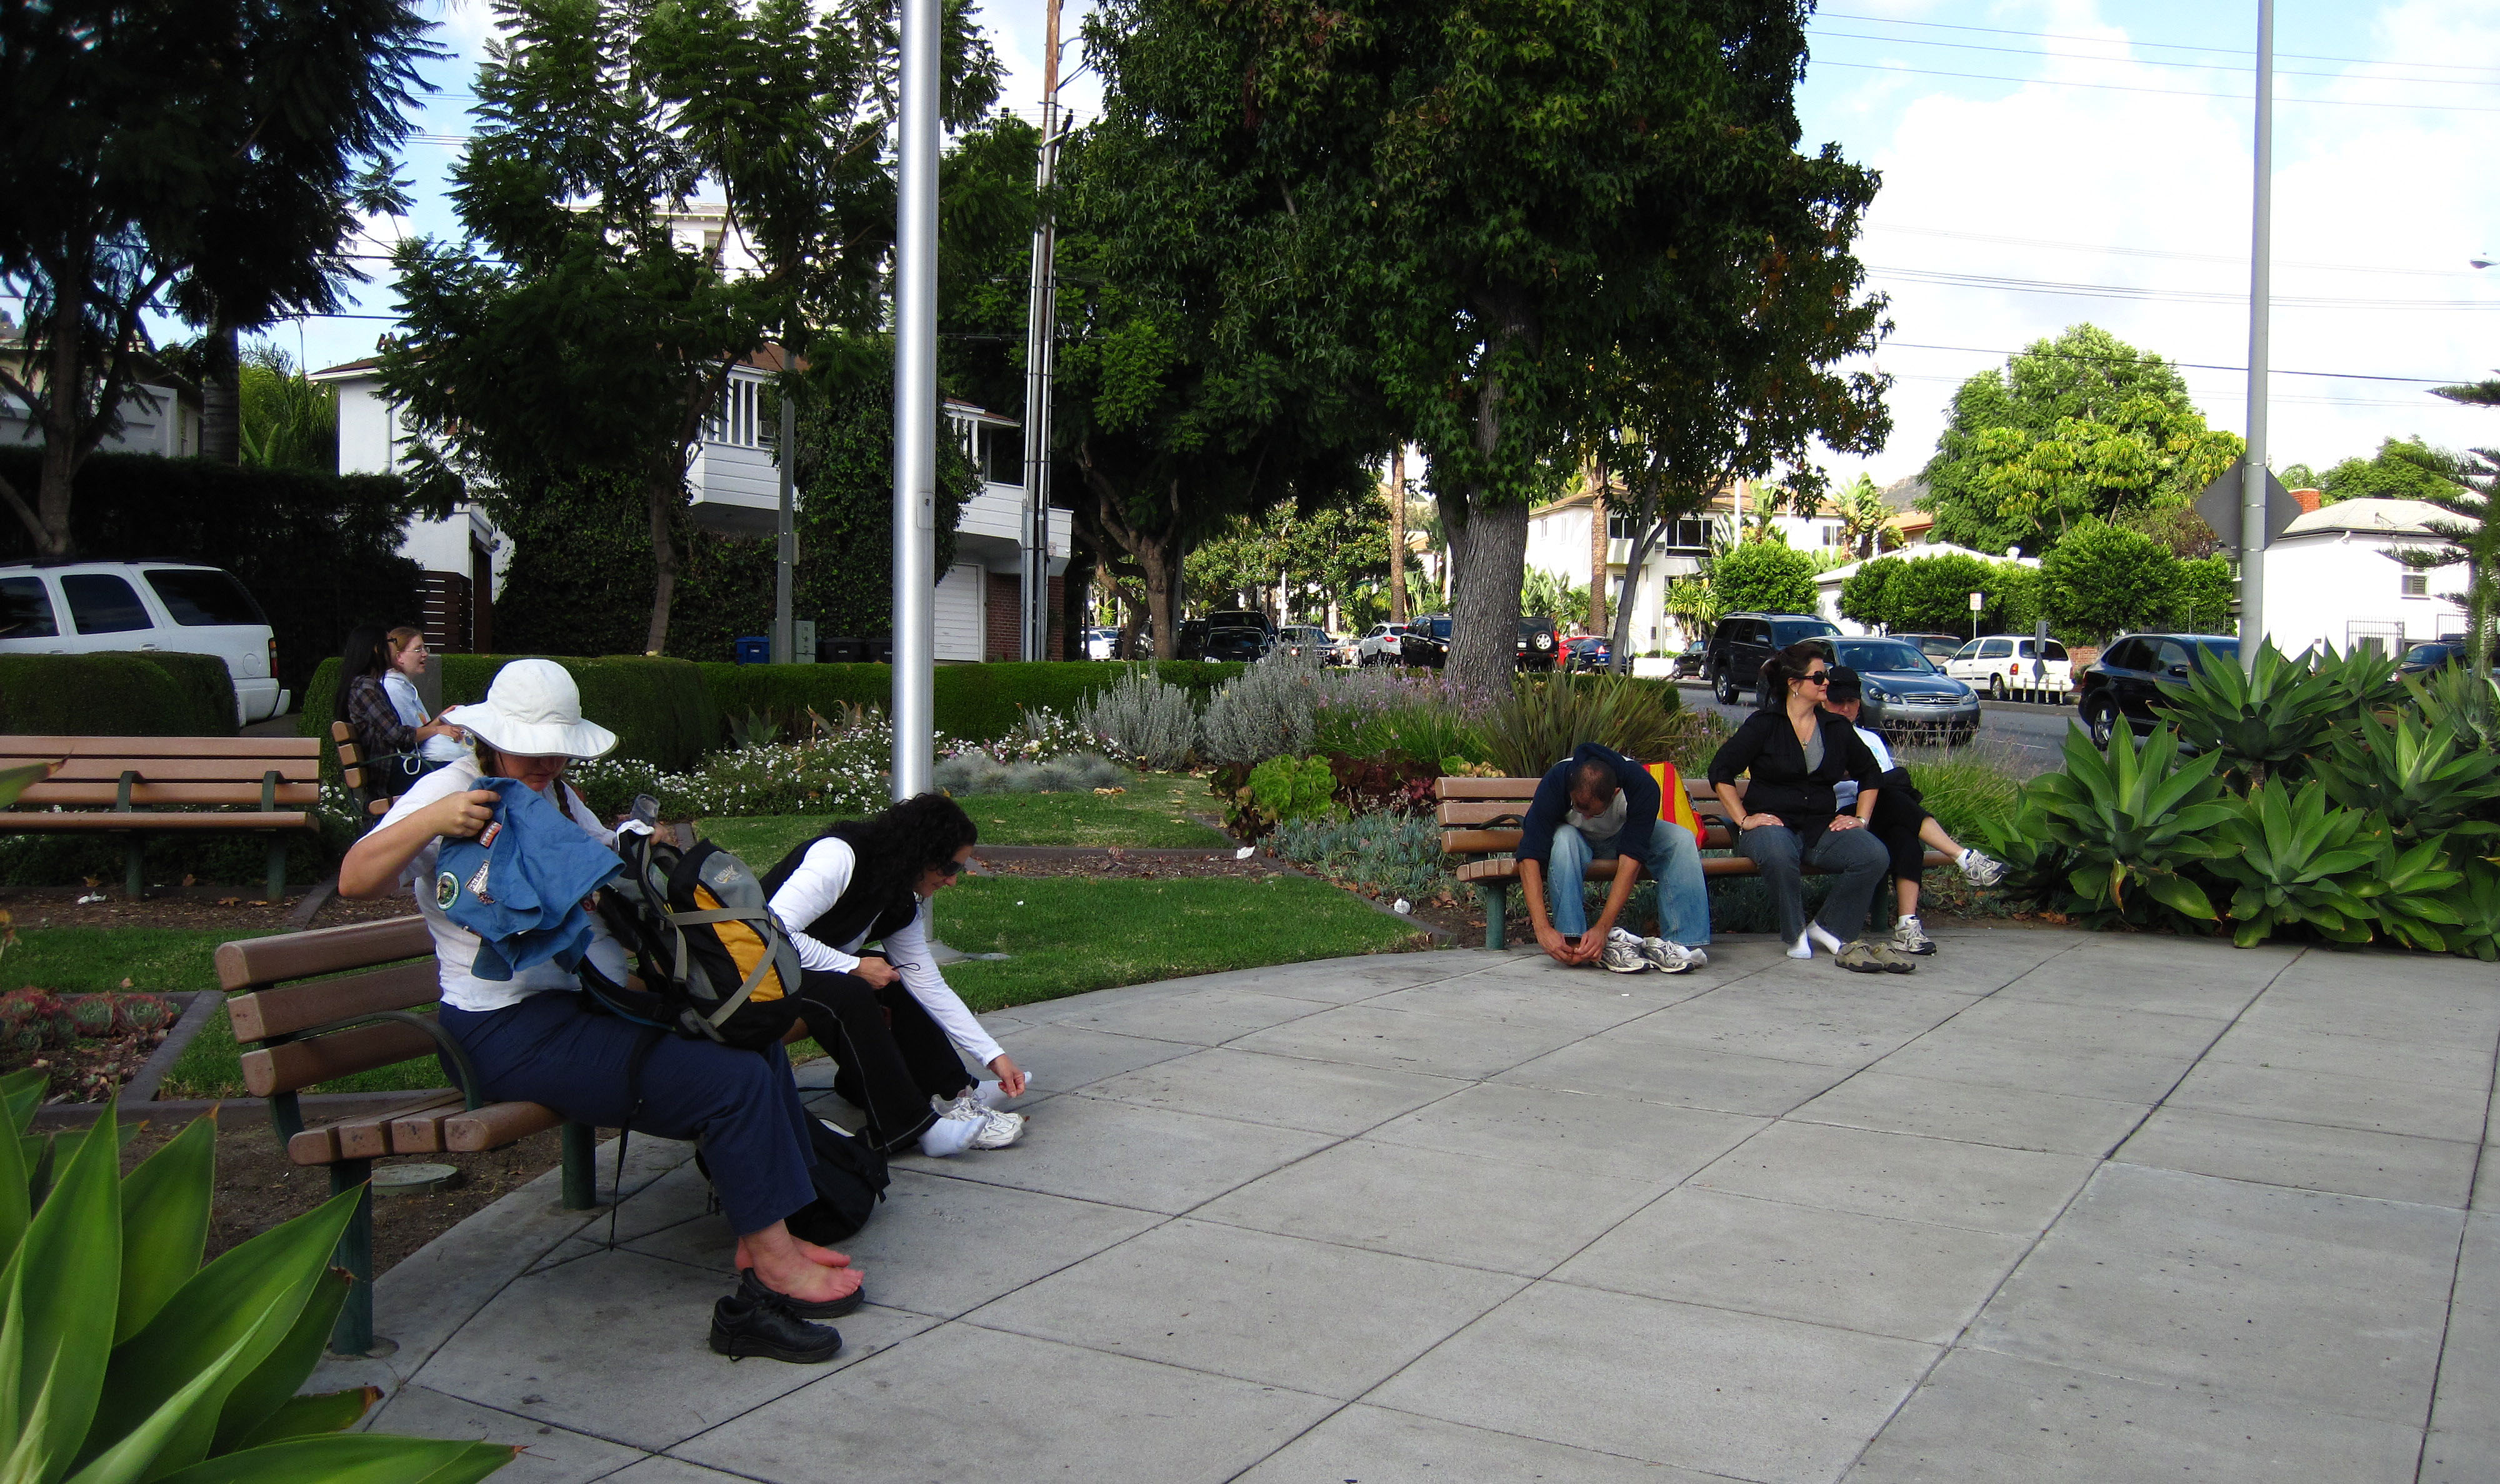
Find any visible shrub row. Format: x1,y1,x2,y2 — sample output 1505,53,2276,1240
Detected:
0,652,239,737
302,654,720,770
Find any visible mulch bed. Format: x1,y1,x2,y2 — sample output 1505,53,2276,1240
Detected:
0,884,409,935
4,1022,174,1103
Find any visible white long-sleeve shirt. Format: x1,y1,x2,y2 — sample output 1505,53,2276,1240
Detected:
766,835,1004,1069
382,670,471,763
1832,725,1896,809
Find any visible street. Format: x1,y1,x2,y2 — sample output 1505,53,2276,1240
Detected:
1672,680,2082,778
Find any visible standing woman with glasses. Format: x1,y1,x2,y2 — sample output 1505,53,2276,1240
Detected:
763,794,1030,1157
1706,643,1908,971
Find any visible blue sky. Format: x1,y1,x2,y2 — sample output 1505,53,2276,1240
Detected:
301,0,2500,493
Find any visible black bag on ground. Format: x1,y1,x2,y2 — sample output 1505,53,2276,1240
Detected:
694,1115,889,1243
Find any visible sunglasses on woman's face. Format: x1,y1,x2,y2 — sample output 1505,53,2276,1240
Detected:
1801,670,1831,685
934,857,967,878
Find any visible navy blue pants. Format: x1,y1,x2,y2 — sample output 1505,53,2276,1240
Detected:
440,990,817,1237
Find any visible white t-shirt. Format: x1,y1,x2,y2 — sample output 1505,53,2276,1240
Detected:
768,835,1004,1069
379,755,629,1012
1832,725,1896,809
381,670,471,764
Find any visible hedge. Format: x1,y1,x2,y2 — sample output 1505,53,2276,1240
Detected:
0,652,239,737
701,660,1249,742
302,654,721,772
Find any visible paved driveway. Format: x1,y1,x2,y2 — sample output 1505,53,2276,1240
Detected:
317,929,2498,1483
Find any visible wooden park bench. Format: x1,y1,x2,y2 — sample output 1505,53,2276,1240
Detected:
328,720,402,825
0,735,322,900
1437,774,1951,950
219,915,596,1355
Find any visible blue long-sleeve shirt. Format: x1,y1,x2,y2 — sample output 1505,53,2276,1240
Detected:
1515,743,1660,869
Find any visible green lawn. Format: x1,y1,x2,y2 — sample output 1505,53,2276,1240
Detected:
702,770,1228,864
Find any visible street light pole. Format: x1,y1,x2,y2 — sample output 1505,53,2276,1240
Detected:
1019,0,1064,661
890,0,938,798
773,374,795,664
2239,0,2274,675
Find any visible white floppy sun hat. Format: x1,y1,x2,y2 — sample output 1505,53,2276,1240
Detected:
442,659,618,760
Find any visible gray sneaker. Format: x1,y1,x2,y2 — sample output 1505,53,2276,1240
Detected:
1639,937,1696,974
1956,849,2008,887
1601,933,1651,974
1891,914,1936,956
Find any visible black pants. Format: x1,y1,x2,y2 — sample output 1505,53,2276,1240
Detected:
1866,767,1931,885
789,962,977,1153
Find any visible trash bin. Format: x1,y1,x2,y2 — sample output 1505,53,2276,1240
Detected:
733,635,771,665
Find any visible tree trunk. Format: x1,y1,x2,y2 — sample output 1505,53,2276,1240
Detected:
1436,486,1469,615
34,287,88,559
1136,531,1183,659
1388,446,1409,623
1587,461,1609,636
200,319,241,466
1448,497,1527,697
643,466,681,655
1609,472,1662,674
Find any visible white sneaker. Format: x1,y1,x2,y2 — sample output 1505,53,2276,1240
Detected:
939,1093,1024,1150
1956,849,2007,887
1681,947,1709,969
1891,914,1936,956
1639,937,1696,974
1600,934,1651,974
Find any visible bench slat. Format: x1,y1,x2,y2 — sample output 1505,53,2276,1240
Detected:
0,811,312,832
443,1101,566,1152
0,736,320,758
226,961,442,1042
1435,800,1528,826
342,1095,465,1160
240,1020,440,1097
1441,829,1521,855
21,759,321,784
19,783,321,807
218,915,436,990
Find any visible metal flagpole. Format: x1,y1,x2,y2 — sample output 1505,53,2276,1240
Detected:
1019,0,1064,660
2239,0,2273,675
891,0,938,797
774,377,796,664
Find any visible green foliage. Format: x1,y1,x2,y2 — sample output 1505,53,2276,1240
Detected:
2308,436,2468,505
302,654,719,771
2359,834,2468,954
1246,755,1336,826
696,661,1241,751
1919,325,2243,556
1708,541,1819,617
1271,812,1451,903
234,344,338,474
1986,723,2234,929
0,653,238,737
1838,556,1900,628
1311,695,1488,771
2038,520,2177,642
1480,674,1685,780
2444,856,2500,962
2312,708,2500,844
1201,654,1338,767
0,449,424,698
2164,555,2236,633
1183,499,1401,627
2201,780,2380,947
2151,639,2346,787
0,1090,514,1482
1519,567,1590,627
1879,554,2028,635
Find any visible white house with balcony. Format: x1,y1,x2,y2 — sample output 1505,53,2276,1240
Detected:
2258,496,2472,657
1,321,203,461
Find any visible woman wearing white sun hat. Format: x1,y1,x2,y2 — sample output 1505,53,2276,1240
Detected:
339,659,860,1363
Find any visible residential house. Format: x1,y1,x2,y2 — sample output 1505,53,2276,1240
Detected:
1,319,204,460
2259,494,2471,657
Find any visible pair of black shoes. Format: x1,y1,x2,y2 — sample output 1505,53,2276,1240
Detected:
708,1268,863,1363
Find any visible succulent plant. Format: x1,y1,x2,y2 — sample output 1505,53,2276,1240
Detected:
66,996,116,1040
121,994,175,1034
11,1027,43,1055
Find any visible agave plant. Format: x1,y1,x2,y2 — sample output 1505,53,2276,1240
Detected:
2152,639,2347,787
2444,855,2500,962
2311,709,2500,844
2355,836,2468,954
2408,664,2500,760
1479,674,1682,779
2309,642,2406,718
2201,780,2382,948
1989,722,2234,927
0,1070,512,1484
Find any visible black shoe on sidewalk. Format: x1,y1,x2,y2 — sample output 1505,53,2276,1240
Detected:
738,1265,866,1318
709,1290,844,1363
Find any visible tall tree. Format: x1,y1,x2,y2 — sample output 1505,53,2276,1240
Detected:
1920,324,2241,557
2395,376,2500,681
381,0,998,654
0,0,430,557
2290,435,2469,506
1208,0,1879,694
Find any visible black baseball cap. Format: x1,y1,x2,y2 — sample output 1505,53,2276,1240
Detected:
1823,665,1862,703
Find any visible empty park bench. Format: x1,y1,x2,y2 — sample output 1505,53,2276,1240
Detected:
0,735,322,900
219,915,597,1354
1436,774,1951,950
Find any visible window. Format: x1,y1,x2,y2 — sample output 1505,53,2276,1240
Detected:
2154,640,2192,672
144,569,264,627
1979,638,2012,659
1953,640,1981,662
0,579,56,639
2101,639,2145,669
2043,640,2068,661
2401,573,2429,597
1606,514,1709,549
61,574,150,634
984,425,1024,486
1820,524,1845,547
707,377,761,447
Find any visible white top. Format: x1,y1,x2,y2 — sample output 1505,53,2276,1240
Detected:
767,836,1005,1069
382,670,471,763
1832,725,1896,809
379,755,629,1012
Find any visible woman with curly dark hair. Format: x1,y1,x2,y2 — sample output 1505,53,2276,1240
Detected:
763,792,1028,1157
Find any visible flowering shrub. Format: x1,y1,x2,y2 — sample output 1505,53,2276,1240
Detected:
1082,665,1199,769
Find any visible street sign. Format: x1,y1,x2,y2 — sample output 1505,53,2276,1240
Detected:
2194,461,2302,548
1967,592,1983,610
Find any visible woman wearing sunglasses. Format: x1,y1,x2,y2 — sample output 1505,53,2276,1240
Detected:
1706,642,1908,971
763,793,1029,1157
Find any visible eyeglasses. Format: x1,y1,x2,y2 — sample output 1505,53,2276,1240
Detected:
1800,671,1831,685
935,857,967,878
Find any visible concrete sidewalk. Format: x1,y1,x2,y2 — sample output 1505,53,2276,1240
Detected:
316,928,2498,1483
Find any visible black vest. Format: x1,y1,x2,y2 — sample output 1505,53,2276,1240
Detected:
761,824,919,954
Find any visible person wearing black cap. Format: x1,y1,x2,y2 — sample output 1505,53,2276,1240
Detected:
1820,665,2007,955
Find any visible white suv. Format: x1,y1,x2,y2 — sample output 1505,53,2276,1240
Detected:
1945,634,2073,701
0,562,289,724
1357,621,1411,665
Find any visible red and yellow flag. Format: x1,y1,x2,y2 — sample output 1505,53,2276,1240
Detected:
1643,760,1706,845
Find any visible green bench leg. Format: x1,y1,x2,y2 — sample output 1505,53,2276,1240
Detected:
266,836,288,903
329,1158,377,1356
1476,882,1507,950
561,1122,598,1210
124,837,144,902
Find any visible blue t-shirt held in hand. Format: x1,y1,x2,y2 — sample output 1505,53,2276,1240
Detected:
433,776,623,982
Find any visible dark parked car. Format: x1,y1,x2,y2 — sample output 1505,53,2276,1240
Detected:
1828,637,1981,744
1564,634,1611,672
2078,632,2241,745
2399,640,2467,678
1707,612,1843,705
1672,639,1709,679
1398,614,1452,667
1517,616,1562,672
1200,625,1272,663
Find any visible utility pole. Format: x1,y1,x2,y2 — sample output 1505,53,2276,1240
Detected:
1388,446,1409,623
773,374,796,663
891,0,938,797
1019,0,1065,660
2239,0,2274,675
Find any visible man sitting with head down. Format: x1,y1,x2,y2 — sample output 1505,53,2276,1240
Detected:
1515,743,1711,975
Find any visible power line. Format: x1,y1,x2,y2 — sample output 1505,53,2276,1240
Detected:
1809,26,2500,87
1867,264,2500,310
1863,223,2482,280
1875,339,2463,385
1813,9,2500,76
1810,57,2500,112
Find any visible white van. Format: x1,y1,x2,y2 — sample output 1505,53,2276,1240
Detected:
1946,634,2073,701
0,562,289,725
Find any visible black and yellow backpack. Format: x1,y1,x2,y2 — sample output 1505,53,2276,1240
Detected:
581,796,801,1050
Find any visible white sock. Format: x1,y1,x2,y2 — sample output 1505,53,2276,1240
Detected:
918,1114,981,1158
1788,932,1814,960
1807,922,1848,955
973,1080,1007,1109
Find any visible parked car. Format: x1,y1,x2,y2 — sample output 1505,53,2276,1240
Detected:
1277,624,1337,664
2399,640,2467,678
1564,634,1612,672
2078,632,2241,745
1894,632,1967,667
1204,609,1276,639
1083,625,1122,660
0,560,289,724
1200,625,1272,662
1517,616,1562,672
1706,612,1842,705
1399,614,1452,667
1945,634,2075,701
1672,639,1709,679
1357,621,1411,665
1829,636,1981,744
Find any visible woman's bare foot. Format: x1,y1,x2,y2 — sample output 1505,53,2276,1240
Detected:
738,1223,862,1305
735,1233,852,1270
